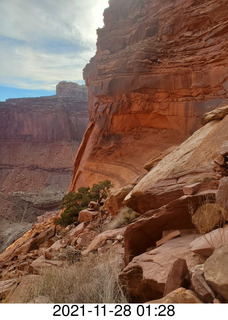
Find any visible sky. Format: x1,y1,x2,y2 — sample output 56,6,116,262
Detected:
0,0,109,101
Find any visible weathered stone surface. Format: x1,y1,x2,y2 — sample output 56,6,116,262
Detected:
29,256,64,274
148,288,202,304
204,106,228,124
70,0,228,191
192,203,227,234
190,225,228,257
126,116,228,213
68,223,86,240
216,177,228,212
0,219,56,263
183,183,201,195
104,184,134,216
0,81,88,250
220,141,228,157
164,259,190,296
29,296,52,303
77,231,97,247
78,209,98,223
124,192,216,263
156,230,180,247
204,245,228,301
4,275,41,303
0,279,18,300
82,227,126,255
212,153,225,166
56,81,87,99
120,234,201,302
143,146,177,171
191,265,215,303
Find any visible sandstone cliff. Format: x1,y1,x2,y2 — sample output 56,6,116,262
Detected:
0,82,88,251
70,0,228,190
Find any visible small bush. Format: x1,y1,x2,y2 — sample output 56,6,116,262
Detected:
104,207,140,230
55,181,113,226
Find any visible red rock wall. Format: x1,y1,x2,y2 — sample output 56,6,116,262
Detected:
70,0,228,190
0,96,88,222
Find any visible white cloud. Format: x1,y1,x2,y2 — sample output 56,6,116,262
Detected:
0,0,109,89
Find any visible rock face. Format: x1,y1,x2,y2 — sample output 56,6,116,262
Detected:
126,115,228,213
70,0,228,191
204,245,228,301
0,82,88,251
120,234,201,302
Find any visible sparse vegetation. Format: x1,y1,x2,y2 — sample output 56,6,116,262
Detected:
26,254,127,303
55,180,113,226
190,198,227,250
104,207,140,230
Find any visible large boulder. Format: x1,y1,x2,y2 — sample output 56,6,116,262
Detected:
0,279,18,300
148,288,202,303
190,265,215,303
120,234,201,302
78,209,98,223
204,245,228,301
124,192,216,263
192,203,227,234
82,227,126,255
4,275,41,303
29,256,64,274
163,258,190,296
104,184,134,216
190,225,228,257
125,116,228,213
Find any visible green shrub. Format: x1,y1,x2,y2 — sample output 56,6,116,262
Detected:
55,180,113,226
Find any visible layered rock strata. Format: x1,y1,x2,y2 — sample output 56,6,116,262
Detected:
0,82,88,251
70,0,228,191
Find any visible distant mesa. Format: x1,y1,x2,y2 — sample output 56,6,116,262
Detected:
56,81,87,100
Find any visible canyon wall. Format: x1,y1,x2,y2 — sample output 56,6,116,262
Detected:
70,0,228,191
0,82,88,226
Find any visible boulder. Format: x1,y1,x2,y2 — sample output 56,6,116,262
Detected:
0,279,18,300
29,256,64,274
104,184,134,216
124,192,216,263
78,209,98,223
126,114,228,213
5,275,41,303
183,179,219,196
164,258,190,296
203,105,228,124
68,222,86,239
156,230,180,247
216,177,228,212
220,141,228,157
148,288,202,303
77,231,97,247
0,221,56,262
190,265,215,303
143,146,177,171
82,227,126,255
212,153,225,166
192,203,227,234
190,225,228,257
120,234,201,302
204,245,228,301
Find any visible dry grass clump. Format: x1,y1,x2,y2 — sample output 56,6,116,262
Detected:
27,254,128,303
104,207,140,230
